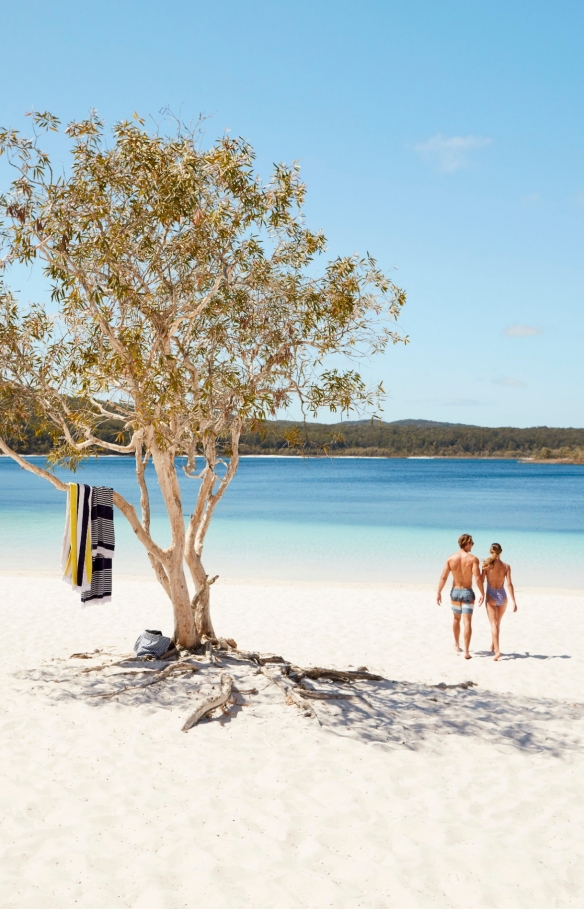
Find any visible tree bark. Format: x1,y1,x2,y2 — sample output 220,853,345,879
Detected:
195,586,214,639
168,567,198,648
181,672,233,731
185,548,216,639
146,443,200,650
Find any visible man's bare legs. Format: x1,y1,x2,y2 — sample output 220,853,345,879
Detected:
452,611,463,653
462,614,472,659
451,610,473,658
486,600,508,660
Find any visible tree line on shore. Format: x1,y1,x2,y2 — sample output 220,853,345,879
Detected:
8,417,584,460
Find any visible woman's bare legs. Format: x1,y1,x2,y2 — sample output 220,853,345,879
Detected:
486,599,508,660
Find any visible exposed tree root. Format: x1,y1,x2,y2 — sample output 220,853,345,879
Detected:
296,690,356,700
260,664,318,720
80,663,116,675
79,652,184,674
69,649,106,658
182,672,233,731
35,646,584,758
433,681,476,690
300,667,383,682
220,652,381,680
54,644,391,731
92,662,199,699
217,650,386,722
80,660,135,674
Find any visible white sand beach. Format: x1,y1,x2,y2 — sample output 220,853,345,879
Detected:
2,575,583,908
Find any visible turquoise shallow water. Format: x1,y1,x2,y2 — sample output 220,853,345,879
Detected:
1,456,583,588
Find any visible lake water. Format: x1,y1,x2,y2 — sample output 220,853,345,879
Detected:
1,456,583,589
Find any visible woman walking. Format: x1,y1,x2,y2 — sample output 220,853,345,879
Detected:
481,543,517,660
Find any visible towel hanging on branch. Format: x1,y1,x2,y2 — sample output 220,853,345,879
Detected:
62,484,115,604
62,483,92,594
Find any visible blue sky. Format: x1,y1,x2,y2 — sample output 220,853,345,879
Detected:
2,0,583,427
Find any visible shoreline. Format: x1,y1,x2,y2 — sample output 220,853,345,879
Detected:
518,457,584,465
2,568,583,596
4,452,584,462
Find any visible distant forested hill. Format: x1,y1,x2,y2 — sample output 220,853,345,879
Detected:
238,419,584,459
5,418,584,460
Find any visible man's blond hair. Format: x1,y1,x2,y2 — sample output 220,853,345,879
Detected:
458,533,473,549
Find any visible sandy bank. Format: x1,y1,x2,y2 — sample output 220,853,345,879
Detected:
1,575,583,908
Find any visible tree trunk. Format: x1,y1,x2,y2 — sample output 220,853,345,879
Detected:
195,585,214,639
169,563,199,649
150,444,200,650
188,549,216,639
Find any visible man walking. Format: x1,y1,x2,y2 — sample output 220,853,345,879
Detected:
437,533,484,659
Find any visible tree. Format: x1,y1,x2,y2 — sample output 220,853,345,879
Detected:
0,111,406,648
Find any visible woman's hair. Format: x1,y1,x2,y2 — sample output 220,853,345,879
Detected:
483,542,503,570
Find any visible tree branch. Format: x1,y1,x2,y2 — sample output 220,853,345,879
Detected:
168,272,223,339
0,435,168,565
194,420,241,553
0,437,68,491
88,396,133,421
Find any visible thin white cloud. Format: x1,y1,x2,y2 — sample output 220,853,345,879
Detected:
494,377,526,387
520,193,540,204
503,325,541,338
414,134,491,173
575,191,584,207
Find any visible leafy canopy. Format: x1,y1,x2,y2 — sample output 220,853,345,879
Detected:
0,111,406,468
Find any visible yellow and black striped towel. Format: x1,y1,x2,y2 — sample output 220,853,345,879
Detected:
61,483,93,594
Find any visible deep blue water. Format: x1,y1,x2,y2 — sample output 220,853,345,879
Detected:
1,456,583,587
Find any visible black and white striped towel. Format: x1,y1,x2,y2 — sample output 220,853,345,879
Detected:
81,486,115,605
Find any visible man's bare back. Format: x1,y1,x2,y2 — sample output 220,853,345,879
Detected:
446,549,480,589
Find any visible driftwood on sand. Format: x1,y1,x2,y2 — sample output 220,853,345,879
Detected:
93,662,199,699
181,672,233,732
26,635,584,757
194,642,386,729
59,636,388,732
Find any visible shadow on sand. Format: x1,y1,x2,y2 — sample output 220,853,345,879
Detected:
474,650,571,661
308,677,583,757
18,653,584,759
